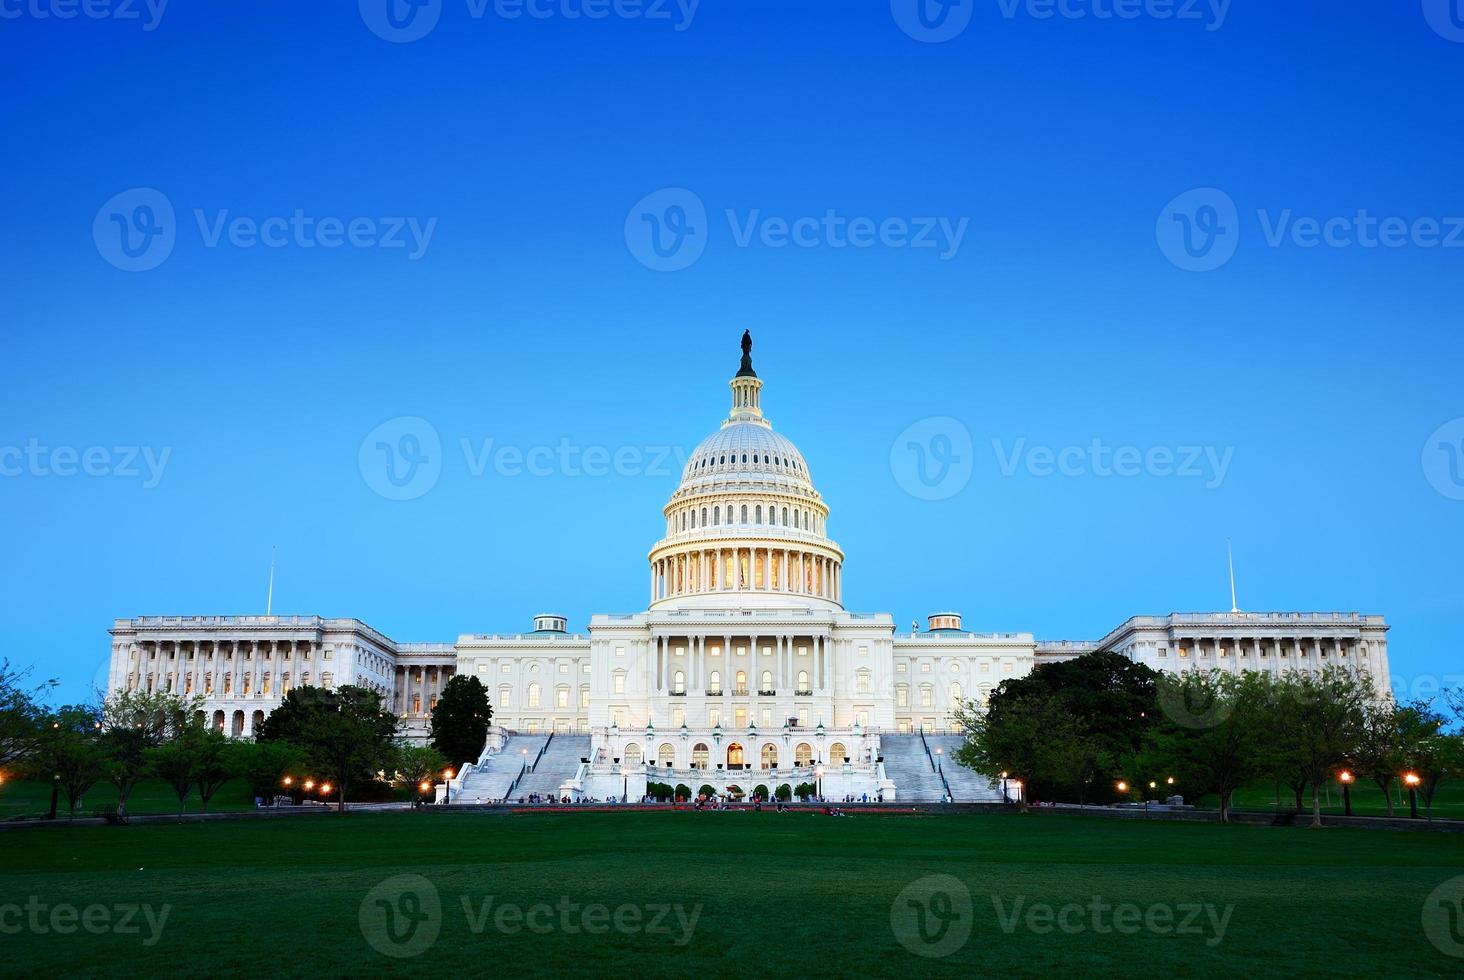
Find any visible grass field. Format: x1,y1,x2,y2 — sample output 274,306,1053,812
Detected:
3,810,1464,977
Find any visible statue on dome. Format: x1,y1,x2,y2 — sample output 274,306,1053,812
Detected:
737,330,757,378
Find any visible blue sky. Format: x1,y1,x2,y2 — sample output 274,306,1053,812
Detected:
2,1,1462,702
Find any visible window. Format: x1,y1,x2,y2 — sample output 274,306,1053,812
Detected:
527,683,541,708
795,742,813,766
580,687,590,708
829,741,847,764
951,682,963,705
501,663,512,673
582,663,591,673
897,662,908,674
920,686,933,708
856,669,872,694
709,670,721,690
693,743,710,768
920,661,931,673
558,663,568,673
659,744,676,767
896,685,909,707
624,743,642,766
671,707,684,727
613,671,626,694
672,670,685,694
735,670,747,693
708,708,721,727
797,670,810,693
760,670,773,690
556,687,569,708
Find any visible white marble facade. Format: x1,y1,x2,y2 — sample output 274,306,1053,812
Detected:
107,336,1390,795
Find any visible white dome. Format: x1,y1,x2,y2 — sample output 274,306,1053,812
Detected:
677,422,816,499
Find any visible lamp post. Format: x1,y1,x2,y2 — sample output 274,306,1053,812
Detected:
934,747,943,774
815,766,824,800
1001,771,1009,803
1405,772,1421,819
1338,770,1354,817
444,769,454,805
622,767,630,803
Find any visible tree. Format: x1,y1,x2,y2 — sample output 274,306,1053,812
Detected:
1267,669,1369,829
225,739,305,802
955,690,1079,811
429,676,493,770
1397,701,1456,818
0,659,52,772
1145,672,1269,823
260,686,397,813
393,743,449,802
1354,695,1408,817
99,690,198,821
144,735,199,818
35,705,106,820
969,651,1160,803
192,726,233,813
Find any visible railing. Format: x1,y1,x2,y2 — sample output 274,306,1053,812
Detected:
757,690,777,697
503,759,529,799
529,732,553,772
794,690,813,697
705,689,723,697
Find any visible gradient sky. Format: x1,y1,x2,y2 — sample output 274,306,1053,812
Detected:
3,1,1462,703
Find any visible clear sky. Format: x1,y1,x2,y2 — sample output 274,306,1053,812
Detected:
3,2,1462,703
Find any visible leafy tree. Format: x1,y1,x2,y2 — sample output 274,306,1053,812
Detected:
773,783,791,802
1267,669,1369,829
35,705,106,820
99,689,198,821
1353,695,1409,817
968,651,1160,803
1397,701,1456,817
394,743,449,800
192,726,233,813
955,690,1078,811
0,659,53,772
429,676,493,770
225,739,306,802
1144,672,1269,823
260,685,397,813
144,734,199,818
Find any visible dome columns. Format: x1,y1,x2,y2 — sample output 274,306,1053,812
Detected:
649,542,843,608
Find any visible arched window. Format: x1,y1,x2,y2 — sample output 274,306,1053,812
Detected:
760,670,773,691
829,741,848,764
714,506,720,525
741,505,748,523
797,670,810,693
951,681,963,705
693,743,710,769
701,508,707,525
527,683,541,708
709,670,721,691
624,743,642,766
794,510,800,529
795,742,813,766
672,670,685,694
735,670,747,693
782,507,788,525
658,743,676,767
761,744,778,769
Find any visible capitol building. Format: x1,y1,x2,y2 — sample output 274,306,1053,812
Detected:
105,335,1392,803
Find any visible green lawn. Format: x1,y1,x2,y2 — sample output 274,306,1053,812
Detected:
2,811,1463,977
0,778,261,820
1199,779,1464,820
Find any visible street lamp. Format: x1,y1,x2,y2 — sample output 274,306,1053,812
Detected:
815,766,824,800
303,779,315,792
934,747,943,774
444,769,454,805
621,767,630,803
1116,780,1129,793
1338,770,1354,816
1001,771,1009,802
1405,772,1421,819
